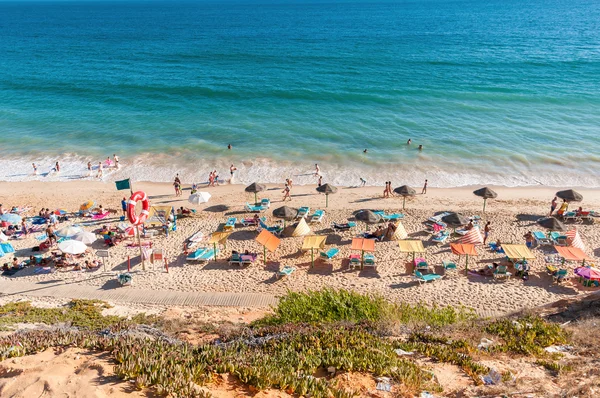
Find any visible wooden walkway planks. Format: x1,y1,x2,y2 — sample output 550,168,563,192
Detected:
0,280,279,308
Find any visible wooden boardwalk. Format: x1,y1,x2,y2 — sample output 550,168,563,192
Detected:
0,280,279,308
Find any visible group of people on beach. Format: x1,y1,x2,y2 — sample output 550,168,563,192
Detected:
32,154,120,179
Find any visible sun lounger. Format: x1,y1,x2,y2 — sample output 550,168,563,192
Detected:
562,211,578,222
443,260,457,273
258,220,283,236
186,247,208,261
229,252,242,266
374,211,404,220
550,232,567,246
552,269,568,284
532,231,551,246
296,207,310,219
241,216,266,227
276,265,295,279
241,253,257,266
331,222,356,231
364,254,376,269
414,257,430,273
488,242,504,254
431,230,449,244
260,198,271,209
428,212,451,224
493,265,511,280
309,210,325,223
224,217,237,231
413,270,442,284
319,247,339,261
349,254,361,269
245,203,266,213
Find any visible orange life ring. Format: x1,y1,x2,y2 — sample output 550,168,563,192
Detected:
127,191,150,225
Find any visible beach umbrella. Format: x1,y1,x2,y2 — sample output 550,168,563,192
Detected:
450,243,478,273
355,210,382,232
58,239,87,255
0,232,8,242
316,183,338,207
574,266,600,283
54,209,68,216
556,189,583,203
473,187,497,212
351,238,376,269
55,225,83,238
245,182,266,204
255,229,281,264
565,229,585,251
302,235,327,268
537,217,566,231
208,232,231,261
442,213,469,234
393,185,416,209
291,218,311,237
554,246,591,266
73,231,97,245
273,206,298,227
189,192,211,205
0,213,21,224
398,239,425,263
80,200,96,211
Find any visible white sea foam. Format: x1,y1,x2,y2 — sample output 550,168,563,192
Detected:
0,152,598,189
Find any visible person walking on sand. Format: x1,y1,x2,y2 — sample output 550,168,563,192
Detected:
483,221,491,244
282,183,291,201
113,154,119,169
421,179,428,194
97,162,103,179
173,174,182,196
318,175,322,187
549,196,558,217
32,163,37,175
360,177,366,187
314,163,320,177
383,181,390,198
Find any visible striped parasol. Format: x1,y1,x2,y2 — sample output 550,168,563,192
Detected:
392,221,408,240
460,228,483,245
566,229,585,251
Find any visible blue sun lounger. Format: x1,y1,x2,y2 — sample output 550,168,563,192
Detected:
258,220,283,235
413,270,442,284
310,210,325,223
374,211,404,220
245,203,266,213
319,247,339,261
297,207,310,219
224,217,237,231
187,247,208,261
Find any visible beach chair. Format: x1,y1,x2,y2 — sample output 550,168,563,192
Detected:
562,211,578,223
276,265,295,279
197,248,217,262
241,216,266,227
319,247,339,262
550,232,567,246
414,257,430,273
349,254,361,269
442,260,457,273
552,269,568,284
258,220,283,236
229,252,242,266
488,242,504,254
493,265,511,280
413,270,442,284
364,254,376,269
245,203,265,213
331,222,356,231
579,211,593,223
260,198,271,209
533,231,551,246
241,253,257,266
431,230,449,244
428,212,451,224
309,210,325,223
186,247,208,261
224,217,237,231
374,211,404,221
296,207,310,219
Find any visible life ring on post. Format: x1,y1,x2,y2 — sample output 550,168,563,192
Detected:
127,191,150,225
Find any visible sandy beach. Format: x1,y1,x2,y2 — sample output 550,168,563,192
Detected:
1,180,599,316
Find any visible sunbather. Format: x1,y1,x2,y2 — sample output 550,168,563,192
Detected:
523,231,534,248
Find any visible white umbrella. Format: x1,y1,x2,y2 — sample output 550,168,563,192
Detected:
73,231,97,245
189,192,211,205
55,226,83,238
58,239,87,255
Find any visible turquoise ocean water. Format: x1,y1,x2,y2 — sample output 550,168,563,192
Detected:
0,0,599,187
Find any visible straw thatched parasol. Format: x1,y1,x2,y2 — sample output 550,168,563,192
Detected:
441,213,469,228
273,206,298,226
537,217,566,231
245,182,266,204
473,187,498,212
393,185,416,209
316,183,338,207
556,189,583,203
355,210,381,224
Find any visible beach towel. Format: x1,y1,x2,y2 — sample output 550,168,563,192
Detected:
34,267,53,274
2,268,20,276
92,212,110,220
36,233,48,241
0,243,15,254
31,217,47,225
127,242,153,248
